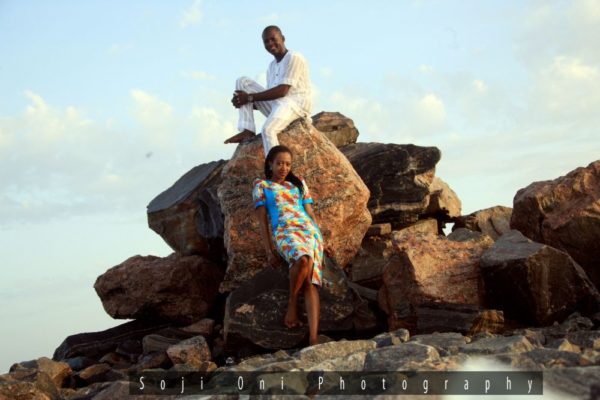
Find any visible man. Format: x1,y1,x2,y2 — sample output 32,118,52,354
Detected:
224,26,312,155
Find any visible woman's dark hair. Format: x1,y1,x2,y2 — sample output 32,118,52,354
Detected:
264,145,304,195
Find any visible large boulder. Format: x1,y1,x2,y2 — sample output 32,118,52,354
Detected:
339,142,442,227
224,261,358,350
511,160,600,288
147,160,226,259
378,229,493,332
94,253,223,324
217,118,371,292
454,205,512,240
311,111,359,147
480,230,600,326
424,177,462,225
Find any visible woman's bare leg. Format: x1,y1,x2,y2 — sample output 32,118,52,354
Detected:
285,256,311,328
303,279,320,345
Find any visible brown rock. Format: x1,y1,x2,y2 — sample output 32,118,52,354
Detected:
399,218,439,236
378,230,493,332
453,205,512,240
94,253,223,324
340,142,441,227
365,223,391,237
182,318,215,337
511,160,600,287
480,230,600,325
311,111,359,147
9,357,71,389
348,234,393,288
147,160,227,259
166,336,211,368
217,118,371,292
424,176,462,224
414,302,504,335
142,334,181,354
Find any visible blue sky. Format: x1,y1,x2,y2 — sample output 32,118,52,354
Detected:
1,0,599,370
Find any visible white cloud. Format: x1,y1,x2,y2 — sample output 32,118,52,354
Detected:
181,70,216,80
472,79,487,93
179,0,203,29
419,65,434,74
130,89,172,125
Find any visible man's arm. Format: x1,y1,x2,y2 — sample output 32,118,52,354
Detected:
232,84,290,108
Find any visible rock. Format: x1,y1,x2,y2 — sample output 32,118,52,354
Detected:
453,205,512,240
63,356,96,372
75,363,112,384
0,370,59,400
311,111,359,147
142,334,181,354
459,335,534,355
547,339,582,353
115,339,143,360
447,228,491,243
414,302,504,335
224,265,356,350
181,318,215,337
480,230,600,325
365,223,391,237
131,352,172,372
305,351,368,371
94,253,223,324
53,319,171,361
340,142,441,227
294,340,376,364
363,343,440,371
372,329,410,348
378,230,493,332
565,331,600,350
511,160,600,288
218,118,371,292
424,176,462,224
409,332,468,356
166,336,212,368
9,357,71,389
98,352,131,369
147,160,227,259
544,366,600,400
348,234,393,288
398,218,439,236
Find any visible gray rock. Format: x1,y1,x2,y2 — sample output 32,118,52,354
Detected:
372,329,410,348
480,230,600,325
453,205,512,240
566,330,600,350
460,335,534,355
544,366,600,399
147,160,227,258
142,334,181,354
166,336,212,367
295,339,376,364
409,332,468,356
363,343,440,371
312,111,359,147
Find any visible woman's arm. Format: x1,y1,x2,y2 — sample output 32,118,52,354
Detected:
304,204,319,228
255,206,280,267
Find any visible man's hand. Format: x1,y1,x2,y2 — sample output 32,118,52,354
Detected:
231,90,249,108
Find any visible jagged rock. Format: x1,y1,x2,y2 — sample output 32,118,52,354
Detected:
132,352,172,372
372,329,410,348
9,357,72,389
565,331,600,350
311,111,359,147
544,366,600,400
64,357,96,372
409,332,468,356
348,234,393,288
447,228,491,243
480,230,600,325
365,223,391,237
224,264,356,350
74,363,125,386
142,334,181,354
459,335,535,355
147,160,227,259
166,336,211,368
547,339,582,353
94,253,223,324
511,160,600,288
378,230,493,332
363,343,440,370
53,320,171,361
424,176,462,224
339,142,441,227
181,318,215,337
98,352,131,369
294,339,376,364
0,369,59,400
398,218,439,236
453,205,512,240
218,118,371,292
305,351,368,371
115,339,143,360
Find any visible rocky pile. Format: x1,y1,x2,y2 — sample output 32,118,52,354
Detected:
3,112,600,399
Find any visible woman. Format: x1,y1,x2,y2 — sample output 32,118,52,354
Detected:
252,145,323,346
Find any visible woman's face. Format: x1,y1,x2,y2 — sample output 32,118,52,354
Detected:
270,151,292,182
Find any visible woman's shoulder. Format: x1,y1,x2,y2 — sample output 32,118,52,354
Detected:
253,178,268,188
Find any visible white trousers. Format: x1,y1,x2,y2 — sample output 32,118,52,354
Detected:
236,76,303,155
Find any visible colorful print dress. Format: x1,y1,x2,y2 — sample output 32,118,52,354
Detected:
252,178,324,286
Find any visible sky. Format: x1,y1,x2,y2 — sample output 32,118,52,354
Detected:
1,0,599,371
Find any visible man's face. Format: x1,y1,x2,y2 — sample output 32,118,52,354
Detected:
262,29,285,57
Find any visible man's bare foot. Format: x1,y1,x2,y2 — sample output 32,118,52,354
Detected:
284,303,302,328
224,130,255,144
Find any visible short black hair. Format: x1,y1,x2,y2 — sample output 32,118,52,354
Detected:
262,25,282,36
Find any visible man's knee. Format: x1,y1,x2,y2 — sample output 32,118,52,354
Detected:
236,76,253,90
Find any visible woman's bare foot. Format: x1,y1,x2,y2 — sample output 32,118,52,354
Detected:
224,130,255,144
284,303,302,328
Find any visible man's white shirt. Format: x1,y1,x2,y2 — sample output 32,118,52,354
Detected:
266,51,312,117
